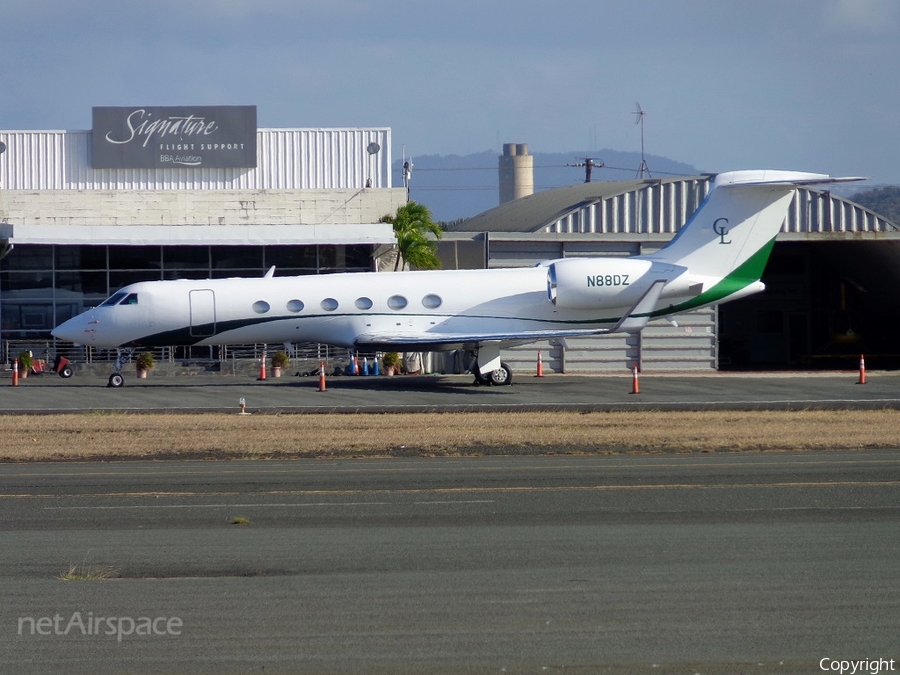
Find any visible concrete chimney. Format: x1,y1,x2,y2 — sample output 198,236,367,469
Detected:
498,143,534,204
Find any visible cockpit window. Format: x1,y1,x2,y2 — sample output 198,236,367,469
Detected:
120,293,139,306
100,291,129,307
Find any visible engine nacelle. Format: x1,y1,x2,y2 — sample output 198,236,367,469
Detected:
547,258,690,310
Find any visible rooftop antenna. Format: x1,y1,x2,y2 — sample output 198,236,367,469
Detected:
567,157,604,183
365,141,380,188
633,102,651,178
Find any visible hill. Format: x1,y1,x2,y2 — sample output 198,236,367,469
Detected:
849,186,900,226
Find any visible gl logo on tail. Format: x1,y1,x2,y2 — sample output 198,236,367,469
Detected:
712,217,731,244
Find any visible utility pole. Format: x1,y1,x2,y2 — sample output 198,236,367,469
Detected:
568,157,604,183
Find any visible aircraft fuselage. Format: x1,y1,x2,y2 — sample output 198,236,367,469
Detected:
53,262,701,351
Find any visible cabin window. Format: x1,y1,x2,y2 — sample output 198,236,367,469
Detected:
287,299,304,312
100,291,128,307
355,297,373,310
121,293,139,306
252,300,270,314
387,295,408,310
321,298,339,311
422,294,442,309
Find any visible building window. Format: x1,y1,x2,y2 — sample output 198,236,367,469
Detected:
266,246,318,270
56,245,107,271
164,247,210,270
212,246,264,270
110,246,161,270
0,242,376,341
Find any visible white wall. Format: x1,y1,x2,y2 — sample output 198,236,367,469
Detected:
3,188,408,227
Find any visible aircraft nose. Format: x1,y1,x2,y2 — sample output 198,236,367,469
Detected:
52,314,99,344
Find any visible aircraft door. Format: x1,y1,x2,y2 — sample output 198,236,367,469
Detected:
189,289,216,338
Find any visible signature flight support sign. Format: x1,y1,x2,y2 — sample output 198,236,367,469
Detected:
91,105,257,169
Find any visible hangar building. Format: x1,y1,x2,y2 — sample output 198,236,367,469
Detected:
0,106,407,360
441,169,900,373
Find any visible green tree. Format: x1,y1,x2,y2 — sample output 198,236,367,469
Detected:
380,201,443,271
849,186,900,226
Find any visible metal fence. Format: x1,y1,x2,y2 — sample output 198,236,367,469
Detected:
1,339,368,374
2,339,467,379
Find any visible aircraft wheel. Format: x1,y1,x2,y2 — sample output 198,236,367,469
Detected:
487,362,513,386
59,366,74,378
108,373,125,388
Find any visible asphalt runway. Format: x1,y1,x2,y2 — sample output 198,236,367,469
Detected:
3,369,900,413
1,452,899,674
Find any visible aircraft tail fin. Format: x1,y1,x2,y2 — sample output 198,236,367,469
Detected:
642,171,863,284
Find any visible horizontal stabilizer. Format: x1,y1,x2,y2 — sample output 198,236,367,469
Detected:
713,170,866,188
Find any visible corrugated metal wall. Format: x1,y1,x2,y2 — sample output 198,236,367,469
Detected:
486,237,640,268
502,310,716,375
546,178,710,234
501,312,716,374
545,178,895,235
0,128,392,191
785,188,887,233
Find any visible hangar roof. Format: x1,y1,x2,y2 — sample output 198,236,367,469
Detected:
449,176,704,234
449,175,897,237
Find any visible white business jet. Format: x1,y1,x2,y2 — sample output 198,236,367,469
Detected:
53,170,860,387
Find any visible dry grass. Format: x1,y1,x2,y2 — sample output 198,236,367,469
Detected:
57,561,119,581
2,409,898,461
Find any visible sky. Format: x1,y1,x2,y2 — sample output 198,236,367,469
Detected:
3,0,899,184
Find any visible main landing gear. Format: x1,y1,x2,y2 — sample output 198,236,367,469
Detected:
467,345,513,386
473,361,513,386
107,348,134,388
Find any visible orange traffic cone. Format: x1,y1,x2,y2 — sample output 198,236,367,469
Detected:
257,353,267,381
857,354,867,385
630,364,640,395
318,362,327,392
11,358,18,387
536,350,544,377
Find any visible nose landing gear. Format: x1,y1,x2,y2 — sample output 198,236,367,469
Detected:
107,348,134,388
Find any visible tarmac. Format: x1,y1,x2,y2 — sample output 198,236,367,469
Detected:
3,365,899,413
6,452,898,674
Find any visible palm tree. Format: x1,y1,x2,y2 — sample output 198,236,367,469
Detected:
380,201,443,271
